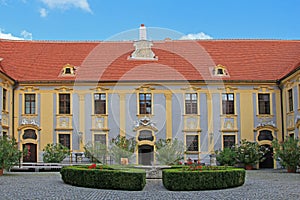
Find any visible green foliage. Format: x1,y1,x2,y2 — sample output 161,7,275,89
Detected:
272,137,300,171
84,142,108,163
110,135,137,164
43,143,70,163
60,165,146,191
216,147,237,166
235,139,268,166
155,138,184,165
162,167,245,191
0,136,23,170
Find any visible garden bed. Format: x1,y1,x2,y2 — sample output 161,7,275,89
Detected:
162,166,245,191
60,165,146,191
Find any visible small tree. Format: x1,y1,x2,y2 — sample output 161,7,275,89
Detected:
216,147,237,166
272,137,300,172
0,136,23,170
43,143,70,163
155,138,184,165
84,142,108,163
110,135,137,164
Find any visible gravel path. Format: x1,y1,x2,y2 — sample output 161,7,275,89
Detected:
0,169,299,200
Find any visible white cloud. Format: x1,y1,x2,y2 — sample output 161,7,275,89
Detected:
40,0,92,13
0,29,33,40
21,30,33,40
179,32,213,40
39,8,48,17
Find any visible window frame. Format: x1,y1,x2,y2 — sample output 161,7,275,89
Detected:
258,93,271,115
222,135,236,149
185,134,199,152
185,93,198,115
2,88,7,111
222,93,234,115
288,89,293,112
59,93,71,114
24,93,36,114
139,93,152,115
58,133,71,149
94,93,107,115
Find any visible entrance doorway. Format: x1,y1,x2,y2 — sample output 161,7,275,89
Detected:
23,143,37,162
138,145,154,165
259,145,274,168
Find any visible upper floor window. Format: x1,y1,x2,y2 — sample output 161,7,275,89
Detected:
222,93,234,114
25,94,36,114
288,89,293,112
139,93,151,114
59,94,70,114
212,64,229,77
94,93,106,114
186,135,199,152
185,93,198,114
2,88,7,111
223,135,236,149
258,93,270,115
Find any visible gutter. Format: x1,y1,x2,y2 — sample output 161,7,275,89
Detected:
277,82,285,141
12,82,19,140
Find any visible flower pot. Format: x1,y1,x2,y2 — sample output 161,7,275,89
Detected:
245,165,253,170
287,167,296,173
0,169,3,176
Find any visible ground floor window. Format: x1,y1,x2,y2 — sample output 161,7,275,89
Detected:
59,134,70,149
223,135,236,149
186,135,199,152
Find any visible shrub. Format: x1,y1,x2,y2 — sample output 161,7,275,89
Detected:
216,147,237,166
84,142,108,163
155,138,184,165
162,167,245,191
110,136,137,164
43,143,70,163
0,136,24,170
60,165,146,191
272,137,300,172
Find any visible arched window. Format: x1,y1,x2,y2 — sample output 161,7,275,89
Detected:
23,129,37,140
258,130,273,141
138,130,154,141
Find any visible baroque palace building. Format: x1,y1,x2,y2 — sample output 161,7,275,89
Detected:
0,25,299,167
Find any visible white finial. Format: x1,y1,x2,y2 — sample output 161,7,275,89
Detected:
139,24,147,40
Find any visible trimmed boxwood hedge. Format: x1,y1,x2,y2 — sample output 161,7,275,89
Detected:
162,167,245,191
60,165,146,191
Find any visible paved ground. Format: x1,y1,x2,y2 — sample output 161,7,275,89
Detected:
0,169,299,200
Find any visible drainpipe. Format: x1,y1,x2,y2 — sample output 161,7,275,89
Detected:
12,82,19,140
278,83,285,141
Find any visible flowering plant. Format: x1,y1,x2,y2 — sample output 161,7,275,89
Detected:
88,163,96,169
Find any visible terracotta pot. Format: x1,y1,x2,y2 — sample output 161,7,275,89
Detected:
0,169,3,176
245,165,253,170
287,167,296,173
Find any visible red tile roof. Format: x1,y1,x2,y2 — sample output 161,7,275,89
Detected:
0,39,299,82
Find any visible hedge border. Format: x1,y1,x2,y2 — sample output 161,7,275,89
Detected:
60,165,146,191
162,167,246,191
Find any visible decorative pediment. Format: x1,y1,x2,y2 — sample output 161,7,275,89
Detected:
18,117,40,131
253,86,274,92
54,86,73,92
181,86,201,92
20,86,39,92
254,117,278,131
90,86,109,92
217,86,237,93
135,84,156,92
133,116,157,131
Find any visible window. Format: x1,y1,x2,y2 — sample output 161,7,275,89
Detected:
223,135,236,149
185,93,198,114
138,130,154,141
64,67,71,74
258,94,270,115
94,134,106,145
2,88,7,111
94,93,106,114
59,134,70,149
139,93,151,114
2,131,7,137
23,129,37,140
288,89,293,112
186,135,199,151
25,94,36,114
222,93,234,114
59,94,70,114
258,130,273,141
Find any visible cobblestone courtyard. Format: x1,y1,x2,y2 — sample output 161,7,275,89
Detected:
0,169,299,200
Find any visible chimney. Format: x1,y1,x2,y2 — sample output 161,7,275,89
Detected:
139,24,147,40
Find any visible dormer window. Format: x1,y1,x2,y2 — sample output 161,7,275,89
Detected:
61,64,76,76
212,64,229,77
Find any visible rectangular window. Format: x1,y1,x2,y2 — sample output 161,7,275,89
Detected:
185,93,198,114
2,88,7,111
59,134,70,149
59,94,70,114
288,89,293,112
94,93,106,114
25,94,36,114
139,93,152,114
223,135,236,149
222,93,234,114
258,93,270,114
94,134,106,145
186,135,199,151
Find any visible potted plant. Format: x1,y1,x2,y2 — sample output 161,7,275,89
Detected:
272,137,300,173
0,136,24,175
215,147,237,166
235,139,268,170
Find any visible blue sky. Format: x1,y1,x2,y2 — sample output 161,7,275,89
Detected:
0,0,299,41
